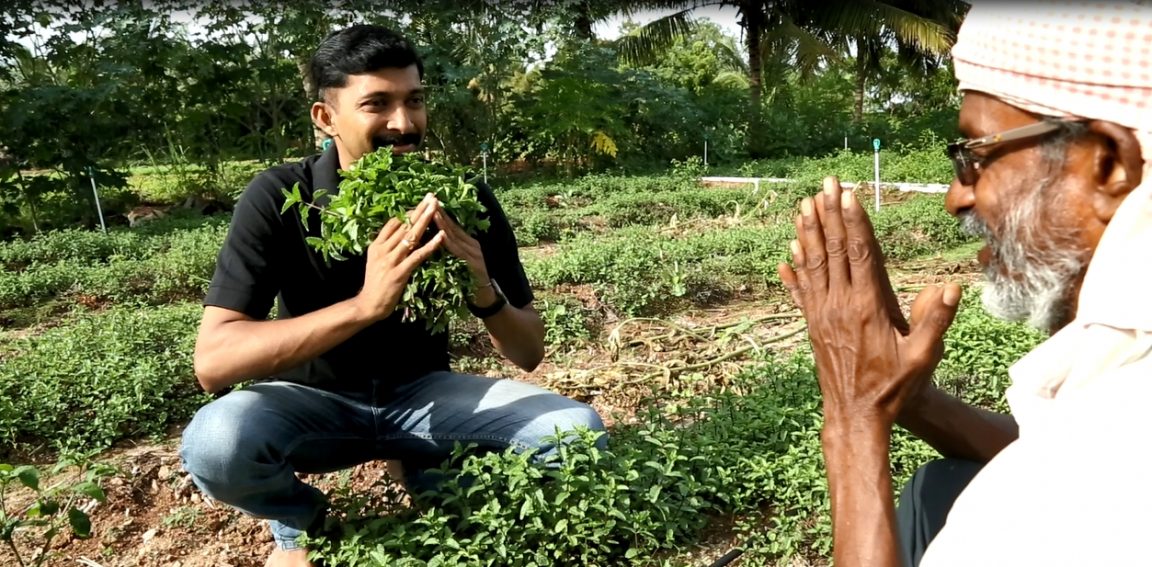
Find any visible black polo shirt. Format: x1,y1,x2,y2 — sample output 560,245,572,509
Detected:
203,143,533,390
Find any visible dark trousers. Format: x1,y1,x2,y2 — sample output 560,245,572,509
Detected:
896,458,985,567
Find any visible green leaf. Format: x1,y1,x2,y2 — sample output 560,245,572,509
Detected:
67,507,91,538
15,466,38,491
280,186,297,214
0,519,16,541
73,481,106,502
299,199,311,229
39,498,59,516
305,236,325,251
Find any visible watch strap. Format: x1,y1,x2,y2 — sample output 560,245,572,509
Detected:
466,279,507,319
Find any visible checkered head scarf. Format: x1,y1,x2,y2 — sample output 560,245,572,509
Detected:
951,0,1152,159
950,1,1152,337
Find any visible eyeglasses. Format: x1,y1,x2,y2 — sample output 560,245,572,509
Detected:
946,119,1080,186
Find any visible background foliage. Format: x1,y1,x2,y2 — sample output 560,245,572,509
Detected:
1,0,964,235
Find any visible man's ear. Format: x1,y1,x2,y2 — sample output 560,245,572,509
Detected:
310,100,338,139
1087,120,1144,223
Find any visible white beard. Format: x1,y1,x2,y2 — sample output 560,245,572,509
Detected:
958,188,1086,333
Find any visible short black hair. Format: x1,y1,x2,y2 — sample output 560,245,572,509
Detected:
309,24,424,102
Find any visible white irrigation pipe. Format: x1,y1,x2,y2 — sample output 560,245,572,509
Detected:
699,176,949,194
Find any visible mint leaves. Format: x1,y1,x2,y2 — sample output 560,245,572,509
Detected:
282,147,491,334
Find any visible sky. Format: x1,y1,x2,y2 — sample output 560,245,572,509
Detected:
593,5,744,41
12,5,748,59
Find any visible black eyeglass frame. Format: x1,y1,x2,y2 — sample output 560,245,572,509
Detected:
946,119,1082,186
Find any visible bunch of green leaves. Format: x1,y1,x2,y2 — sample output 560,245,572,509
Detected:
282,147,491,334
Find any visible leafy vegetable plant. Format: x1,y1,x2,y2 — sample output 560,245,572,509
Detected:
0,456,115,567
282,147,490,334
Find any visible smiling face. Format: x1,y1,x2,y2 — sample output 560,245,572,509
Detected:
311,64,427,171
944,91,1126,333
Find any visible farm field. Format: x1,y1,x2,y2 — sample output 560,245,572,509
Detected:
0,163,1045,567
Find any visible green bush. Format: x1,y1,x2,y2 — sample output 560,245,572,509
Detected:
522,198,967,317
730,143,954,187
501,174,774,244
935,287,1047,412
0,228,150,272
303,354,823,566
537,295,594,349
523,223,792,316
513,211,567,246
0,219,226,311
0,303,210,456
871,194,974,260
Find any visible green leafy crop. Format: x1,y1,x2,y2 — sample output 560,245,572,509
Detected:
281,147,490,334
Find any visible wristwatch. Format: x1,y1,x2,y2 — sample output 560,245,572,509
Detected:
467,278,507,319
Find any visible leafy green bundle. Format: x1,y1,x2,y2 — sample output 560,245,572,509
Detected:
281,147,490,334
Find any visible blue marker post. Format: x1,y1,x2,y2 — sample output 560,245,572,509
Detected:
872,138,881,212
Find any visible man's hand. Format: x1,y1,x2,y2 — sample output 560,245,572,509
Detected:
355,193,446,323
432,205,491,299
777,176,963,567
777,176,961,427
424,195,545,371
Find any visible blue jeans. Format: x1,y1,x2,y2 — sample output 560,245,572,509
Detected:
178,371,607,550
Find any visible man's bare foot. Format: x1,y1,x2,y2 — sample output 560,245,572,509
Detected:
265,548,313,567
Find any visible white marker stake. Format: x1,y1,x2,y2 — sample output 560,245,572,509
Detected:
88,166,107,234
872,138,881,212
480,142,489,185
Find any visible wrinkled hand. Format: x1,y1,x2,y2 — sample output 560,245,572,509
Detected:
356,193,445,323
777,177,961,427
433,205,490,286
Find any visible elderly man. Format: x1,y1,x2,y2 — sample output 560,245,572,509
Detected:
779,1,1152,566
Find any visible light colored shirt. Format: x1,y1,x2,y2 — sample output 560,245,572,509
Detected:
919,168,1152,566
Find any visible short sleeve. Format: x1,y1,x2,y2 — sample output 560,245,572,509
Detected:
203,175,285,320
474,182,534,309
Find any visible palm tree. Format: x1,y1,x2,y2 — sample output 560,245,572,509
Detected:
613,0,966,155
802,0,968,123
